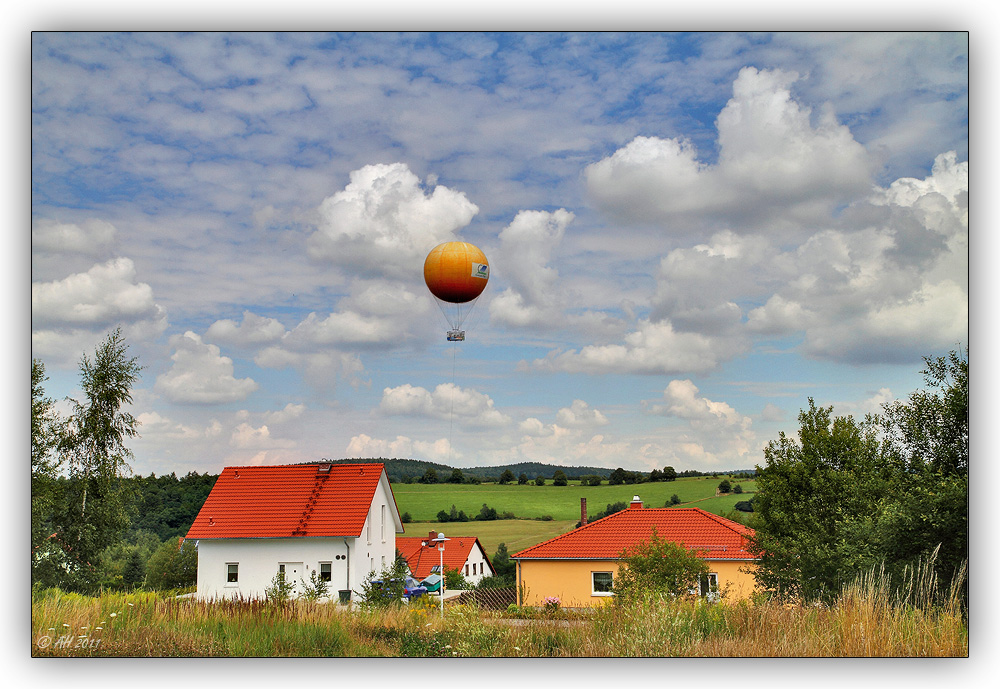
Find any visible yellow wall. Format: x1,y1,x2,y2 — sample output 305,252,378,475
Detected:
517,558,758,607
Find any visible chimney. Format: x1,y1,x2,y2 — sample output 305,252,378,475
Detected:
429,530,438,544
580,497,588,526
628,495,643,509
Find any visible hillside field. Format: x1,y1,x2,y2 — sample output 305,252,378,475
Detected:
393,476,755,556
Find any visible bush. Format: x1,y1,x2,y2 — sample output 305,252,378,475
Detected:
534,476,545,486
300,568,330,601
733,484,743,494
718,479,732,494
613,528,709,605
401,511,412,523
518,473,529,485
475,503,498,521
144,537,197,590
445,567,469,590
669,494,682,506
264,570,295,604
552,470,568,486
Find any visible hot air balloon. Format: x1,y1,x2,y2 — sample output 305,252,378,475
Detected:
423,241,490,341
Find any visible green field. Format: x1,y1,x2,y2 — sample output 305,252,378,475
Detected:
393,476,755,556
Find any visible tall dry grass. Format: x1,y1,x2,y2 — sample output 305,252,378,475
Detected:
33,560,967,658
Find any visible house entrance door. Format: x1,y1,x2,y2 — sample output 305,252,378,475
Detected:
278,562,304,596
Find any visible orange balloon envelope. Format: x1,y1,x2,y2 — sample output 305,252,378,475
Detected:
423,241,490,304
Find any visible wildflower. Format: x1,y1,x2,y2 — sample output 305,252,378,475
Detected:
110,613,117,618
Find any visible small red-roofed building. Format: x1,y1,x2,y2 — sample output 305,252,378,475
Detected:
184,462,403,601
510,496,758,607
396,532,495,586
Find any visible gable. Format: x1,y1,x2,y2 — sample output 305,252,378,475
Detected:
510,507,755,561
397,533,491,579
185,463,401,540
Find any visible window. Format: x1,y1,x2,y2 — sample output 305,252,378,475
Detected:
465,564,469,576
431,565,442,573
381,504,386,542
320,563,332,582
227,563,239,584
278,564,285,575
367,510,372,544
472,563,477,576
592,571,613,595
699,573,719,599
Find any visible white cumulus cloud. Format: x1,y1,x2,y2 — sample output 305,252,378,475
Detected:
155,331,259,404
380,383,510,427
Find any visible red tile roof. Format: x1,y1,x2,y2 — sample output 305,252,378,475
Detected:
396,533,494,579
511,506,756,561
185,463,398,539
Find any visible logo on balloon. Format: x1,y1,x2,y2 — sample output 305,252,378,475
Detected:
473,263,489,279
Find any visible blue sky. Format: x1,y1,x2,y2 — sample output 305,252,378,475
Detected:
31,31,969,477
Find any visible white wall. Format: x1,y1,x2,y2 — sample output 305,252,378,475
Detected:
194,474,401,600
459,541,495,586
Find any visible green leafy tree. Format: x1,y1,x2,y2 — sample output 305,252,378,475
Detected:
265,569,295,603
518,473,528,485
490,542,515,580
420,468,439,484
144,537,198,589
45,331,143,590
733,484,743,494
612,528,710,605
445,566,469,590
877,349,968,598
662,466,677,481
447,468,465,484
749,399,895,603
122,549,146,589
534,475,545,486
669,494,681,506
552,470,568,486
718,479,732,494
498,469,516,485
31,359,66,584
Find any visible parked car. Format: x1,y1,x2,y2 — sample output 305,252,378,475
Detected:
370,576,428,600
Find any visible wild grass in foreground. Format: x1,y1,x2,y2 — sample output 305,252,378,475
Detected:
33,571,966,658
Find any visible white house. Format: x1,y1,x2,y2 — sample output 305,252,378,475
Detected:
396,531,495,586
184,462,403,601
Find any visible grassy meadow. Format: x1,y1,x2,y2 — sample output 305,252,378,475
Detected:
394,475,755,555
31,575,967,658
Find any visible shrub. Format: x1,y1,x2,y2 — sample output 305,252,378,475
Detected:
552,470,568,486
669,494,682,506
718,479,732,494
300,568,330,601
534,476,545,486
613,527,709,605
401,512,412,523
733,484,744,494
518,473,528,485
265,570,295,604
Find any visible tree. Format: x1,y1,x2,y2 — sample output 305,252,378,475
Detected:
447,468,465,484
733,484,743,494
534,475,545,486
608,467,627,485
498,469,515,485
552,470,568,486
662,466,677,481
32,360,65,583
668,494,681,506
518,473,529,485
877,348,968,598
47,331,143,590
612,528,710,605
144,537,198,590
748,399,896,603
445,566,469,590
648,468,663,482
420,468,439,484
717,479,731,494
491,542,515,580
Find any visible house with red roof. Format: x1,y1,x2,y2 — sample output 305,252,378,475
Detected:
185,462,403,601
510,496,758,607
396,531,495,586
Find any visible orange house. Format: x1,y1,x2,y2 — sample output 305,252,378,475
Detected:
510,496,758,607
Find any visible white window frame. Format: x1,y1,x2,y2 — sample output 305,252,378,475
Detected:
319,562,332,582
226,563,239,586
592,571,614,596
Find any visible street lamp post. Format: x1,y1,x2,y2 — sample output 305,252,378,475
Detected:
431,532,450,618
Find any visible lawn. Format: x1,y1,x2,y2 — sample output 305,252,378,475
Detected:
394,476,756,557
391,476,755,522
